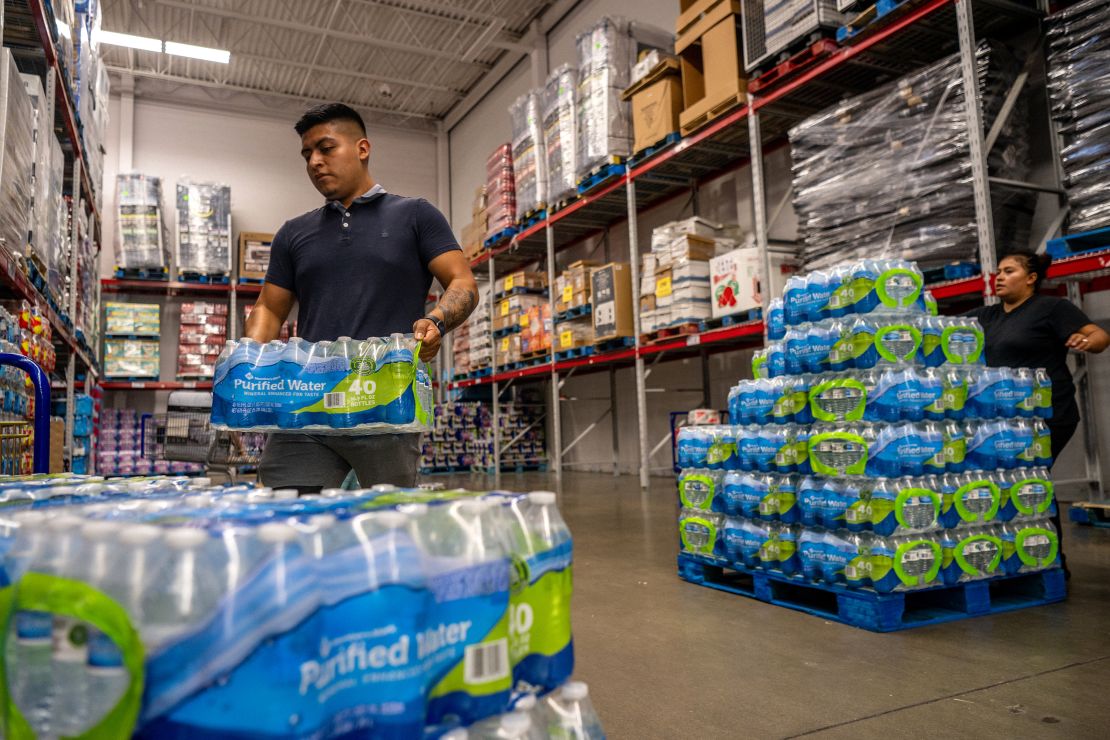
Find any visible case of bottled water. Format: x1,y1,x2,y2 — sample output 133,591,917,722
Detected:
679,257,1063,601
212,333,434,435
0,478,595,738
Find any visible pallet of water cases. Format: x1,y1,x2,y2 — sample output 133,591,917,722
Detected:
678,554,1066,633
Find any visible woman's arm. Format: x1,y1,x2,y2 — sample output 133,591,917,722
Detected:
1065,323,1110,353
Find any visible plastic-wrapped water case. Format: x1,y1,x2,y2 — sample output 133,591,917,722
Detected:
115,173,170,270
212,333,433,434
544,64,579,204
175,178,232,274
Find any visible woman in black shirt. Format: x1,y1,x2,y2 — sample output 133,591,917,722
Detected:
968,249,1108,463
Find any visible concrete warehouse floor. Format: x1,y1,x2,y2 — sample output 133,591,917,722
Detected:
432,470,1110,739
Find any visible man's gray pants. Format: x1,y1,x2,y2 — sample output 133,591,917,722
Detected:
259,433,421,493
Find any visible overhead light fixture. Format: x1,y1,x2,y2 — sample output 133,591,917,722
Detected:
96,30,162,53
164,41,231,64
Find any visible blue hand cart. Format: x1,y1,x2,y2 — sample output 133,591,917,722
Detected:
0,352,53,475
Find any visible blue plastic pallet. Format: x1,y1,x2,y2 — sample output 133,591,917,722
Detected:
1045,226,1110,260
177,272,230,285
577,162,626,195
483,226,518,249
238,277,265,285
697,309,762,333
593,336,636,353
838,0,912,42
1068,503,1110,528
515,210,547,231
922,261,980,285
105,333,161,341
103,376,161,383
628,132,682,168
677,554,1066,632
555,305,592,323
493,326,522,339
494,287,548,301
114,267,169,281
554,346,596,362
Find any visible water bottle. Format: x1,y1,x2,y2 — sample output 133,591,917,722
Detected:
766,297,786,340
873,260,924,310
826,265,853,319
951,524,1003,582
1002,467,1054,520
846,316,879,369
951,472,1001,526
791,377,815,426
784,326,807,376
798,529,825,582
1032,368,1052,419
382,333,418,426
1013,368,1036,419
843,532,874,589
722,472,745,517
748,378,777,426
678,469,725,513
783,274,807,327
808,323,837,373
798,475,824,527
825,320,855,372
736,472,763,519
43,514,91,737
277,337,312,429
874,322,921,365
679,508,726,560
1004,518,1060,574
809,373,867,423
806,270,833,323
920,316,945,367
323,337,358,429
728,383,744,425
540,681,605,739
751,348,770,380
766,341,786,378
1027,419,1053,468
870,533,942,593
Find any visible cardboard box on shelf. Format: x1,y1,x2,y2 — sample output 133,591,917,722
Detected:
622,57,684,154
500,270,547,294
104,302,160,336
555,318,595,351
708,246,794,318
238,232,273,281
666,234,717,265
50,419,64,473
676,0,746,136
591,262,634,342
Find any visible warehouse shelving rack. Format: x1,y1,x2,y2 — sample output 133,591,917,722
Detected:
450,0,1110,496
2,0,105,472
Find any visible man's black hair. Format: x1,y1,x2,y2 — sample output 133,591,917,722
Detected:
294,103,367,137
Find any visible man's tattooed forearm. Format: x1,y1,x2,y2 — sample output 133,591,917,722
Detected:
437,284,479,331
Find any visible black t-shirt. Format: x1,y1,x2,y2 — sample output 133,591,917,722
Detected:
265,191,460,342
967,294,1091,423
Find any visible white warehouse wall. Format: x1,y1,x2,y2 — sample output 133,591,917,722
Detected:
101,96,441,278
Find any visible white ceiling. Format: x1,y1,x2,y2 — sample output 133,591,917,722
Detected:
102,0,554,131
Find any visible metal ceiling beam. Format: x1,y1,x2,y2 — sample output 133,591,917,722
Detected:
233,52,464,96
297,0,345,96
444,0,578,131
150,0,492,66
105,64,440,120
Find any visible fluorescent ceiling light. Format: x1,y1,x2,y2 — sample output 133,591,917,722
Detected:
164,41,230,64
97,30,162,53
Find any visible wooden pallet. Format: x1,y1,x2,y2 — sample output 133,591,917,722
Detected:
748,39,840,94
680,90,746,136
641,322,700,345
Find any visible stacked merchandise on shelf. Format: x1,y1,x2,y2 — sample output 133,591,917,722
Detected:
50,0,77,94
243,303,292,340
554,260,597,354
485,144,516,243
707,234,795,322
0,50,36,263
789,43,1035,271
509,90,547,219
115,173,170,270
103,302,159,379
544,64,579,205
74,2,109,208
0,308,36,475
460,186,488,261
494,271,548,366
677,259,1061,614
72,203,99,346
176,179,232,276
742,1,843,72
454,283,492,376
178,301,228,379
641,218,720,332
576,17,635,180
1,302,57,375
52,394,94,474
1047,0,1110,234
98,407,204,476
420,401,547,472
0,479,595,738
23,75,66,297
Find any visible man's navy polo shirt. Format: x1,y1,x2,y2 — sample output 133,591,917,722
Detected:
264,186,461,342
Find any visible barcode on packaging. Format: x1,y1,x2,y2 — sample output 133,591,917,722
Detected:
323,392,346,409
463,639,509,684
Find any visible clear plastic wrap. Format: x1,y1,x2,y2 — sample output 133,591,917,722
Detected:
115,173,169,270
484,144,516,241
543,65,579,203
509,90,547,216
0,51,35,260
1047,0,1110,233
212,334,434,435
175,178,232,274
789,43,1033,270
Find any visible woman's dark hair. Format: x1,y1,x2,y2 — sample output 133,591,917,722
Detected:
1000,248,1053,291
